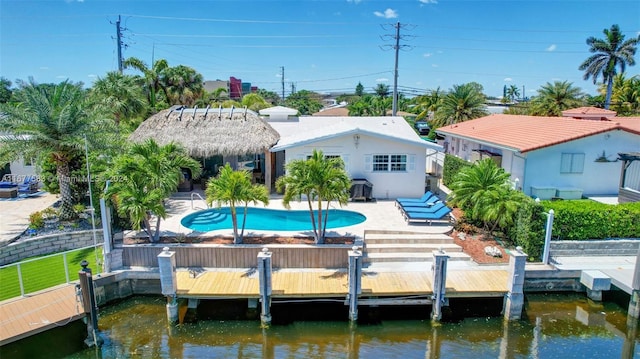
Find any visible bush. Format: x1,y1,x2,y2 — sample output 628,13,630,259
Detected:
544,200,640,240
29,211,44,229
507,195,546,260
442,154,472,187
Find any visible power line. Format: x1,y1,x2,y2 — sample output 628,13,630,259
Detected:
381,22,414,116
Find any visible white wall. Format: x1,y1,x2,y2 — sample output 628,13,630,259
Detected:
523,131,639,196
283,133,428,199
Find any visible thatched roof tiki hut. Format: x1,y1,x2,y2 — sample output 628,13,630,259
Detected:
130,106,281,191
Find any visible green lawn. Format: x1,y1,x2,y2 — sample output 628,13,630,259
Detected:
0,246,102,301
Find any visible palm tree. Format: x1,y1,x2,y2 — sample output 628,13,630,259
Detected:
432,83,489,128
104,139,202,242
163,65,205,106
90,71,146,127
506,85,521,102
529,81,584,116
411,87,443,120
241,93,270,112
374,83,390,98
205,164,269,244
0,80,95,220
579,24,639,109
448,158,517,233
606,74,640,115
276,149,351,244
123,57,170,111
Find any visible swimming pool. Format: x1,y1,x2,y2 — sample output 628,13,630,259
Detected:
181,207,366,232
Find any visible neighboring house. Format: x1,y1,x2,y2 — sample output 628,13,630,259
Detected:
0,133,40,182
262,106,443,199
436,107,640,199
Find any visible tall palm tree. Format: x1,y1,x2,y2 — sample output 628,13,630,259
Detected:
0,80,95,220
276,149,351,244
579,24,639,109
104,139,202,242
530,81,585,116
506,85,521,102
205,164,269,244
89,71,147,127
605,74,640,115
411,87,443,120
374,83,390,98
123,57,170,111
432,83,489,128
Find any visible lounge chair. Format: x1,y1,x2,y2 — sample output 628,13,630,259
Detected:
396,194,442,207
395,191,434,203
17,176,38,194
399,201,447,214
403,205,452,224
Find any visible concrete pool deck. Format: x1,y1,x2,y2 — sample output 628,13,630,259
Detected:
142,190,455,240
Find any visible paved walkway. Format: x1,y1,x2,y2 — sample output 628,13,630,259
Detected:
0,192,59,246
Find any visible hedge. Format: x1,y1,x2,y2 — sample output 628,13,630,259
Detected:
543,200,640,240
442,154,472,187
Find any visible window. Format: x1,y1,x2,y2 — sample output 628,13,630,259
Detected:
560,153,585,174
372,154,407,172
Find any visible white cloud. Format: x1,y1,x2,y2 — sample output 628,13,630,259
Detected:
374,8,398,19
504,77,513,82
88,74,97,79
375,78,389,83
347,0,362,3
418,0,438,4
55,75,67,79
39,66,49,70
432,64,439,68
546,44,557,52
423,53,432,58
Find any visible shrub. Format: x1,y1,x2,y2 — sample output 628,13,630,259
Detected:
442,154,472,187
544,200,640,240
29,211,44,229
40,207,58,220
507,195,546,260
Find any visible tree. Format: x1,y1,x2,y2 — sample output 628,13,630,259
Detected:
432,83,489,128
89,71,146,127
505,85,520,102
276,149,351,244
205,164,269,244
606,74,640,116
123,57,170,111
355,82,365,96
0,80,97,220
284,90,323,115
241,93,270,112
104,139,202,242
411,87,443,120
529,81,584,116
374,83,390,98
579,24,639,109
0,77,12,103
163,65,205,106
256,89,281,105
448,158,518,233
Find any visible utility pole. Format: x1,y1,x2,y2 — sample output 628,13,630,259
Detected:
281,66,285,101
392,22,400,116
116,15,123,73
381,22,413,116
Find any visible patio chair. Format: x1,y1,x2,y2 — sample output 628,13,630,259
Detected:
399,201,447,214
17,176,38,194
403,205,452,224
395,192,439,208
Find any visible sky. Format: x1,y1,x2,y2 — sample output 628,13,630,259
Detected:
1,0,639,98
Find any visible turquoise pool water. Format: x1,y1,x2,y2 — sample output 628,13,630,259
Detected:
181,207,366,232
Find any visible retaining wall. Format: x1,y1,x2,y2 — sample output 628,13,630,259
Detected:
550,239,640,257
0,230,103,266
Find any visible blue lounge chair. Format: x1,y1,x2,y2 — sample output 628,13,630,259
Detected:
403,205,452,224
18,176,38,194
399,201,446,214
395,191,434,203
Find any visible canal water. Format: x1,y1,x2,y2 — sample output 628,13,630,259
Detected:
2,292,639,358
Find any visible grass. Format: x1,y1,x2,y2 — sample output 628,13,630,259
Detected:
0,246,102,302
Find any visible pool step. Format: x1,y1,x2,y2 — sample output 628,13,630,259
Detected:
364,233,453,244
365,243,462,253
362,232,470,264
364,251,471,263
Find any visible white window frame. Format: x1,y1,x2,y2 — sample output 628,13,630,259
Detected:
369,154,413,172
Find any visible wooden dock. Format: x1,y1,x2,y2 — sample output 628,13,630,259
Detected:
176,268,509,299
0,284,85,346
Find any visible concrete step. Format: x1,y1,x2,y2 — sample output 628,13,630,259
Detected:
365,243,463,253
364,233,453,245
364,251,471,263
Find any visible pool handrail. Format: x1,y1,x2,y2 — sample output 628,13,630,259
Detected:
190,192,210,210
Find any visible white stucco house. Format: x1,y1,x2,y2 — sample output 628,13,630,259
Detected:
260,106,443,199
435,107,640,199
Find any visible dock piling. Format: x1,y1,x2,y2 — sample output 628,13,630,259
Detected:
258,247,273,326
628,250,640,319
158,247,178,324
348,246,363,322
503,246,527,321
431,249,449,321
78,260,102,347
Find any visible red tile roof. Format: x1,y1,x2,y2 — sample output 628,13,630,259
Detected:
561,106,617,118
436,114,640,153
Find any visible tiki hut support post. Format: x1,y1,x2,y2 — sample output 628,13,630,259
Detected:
204,104,210,119
192,105,198,120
